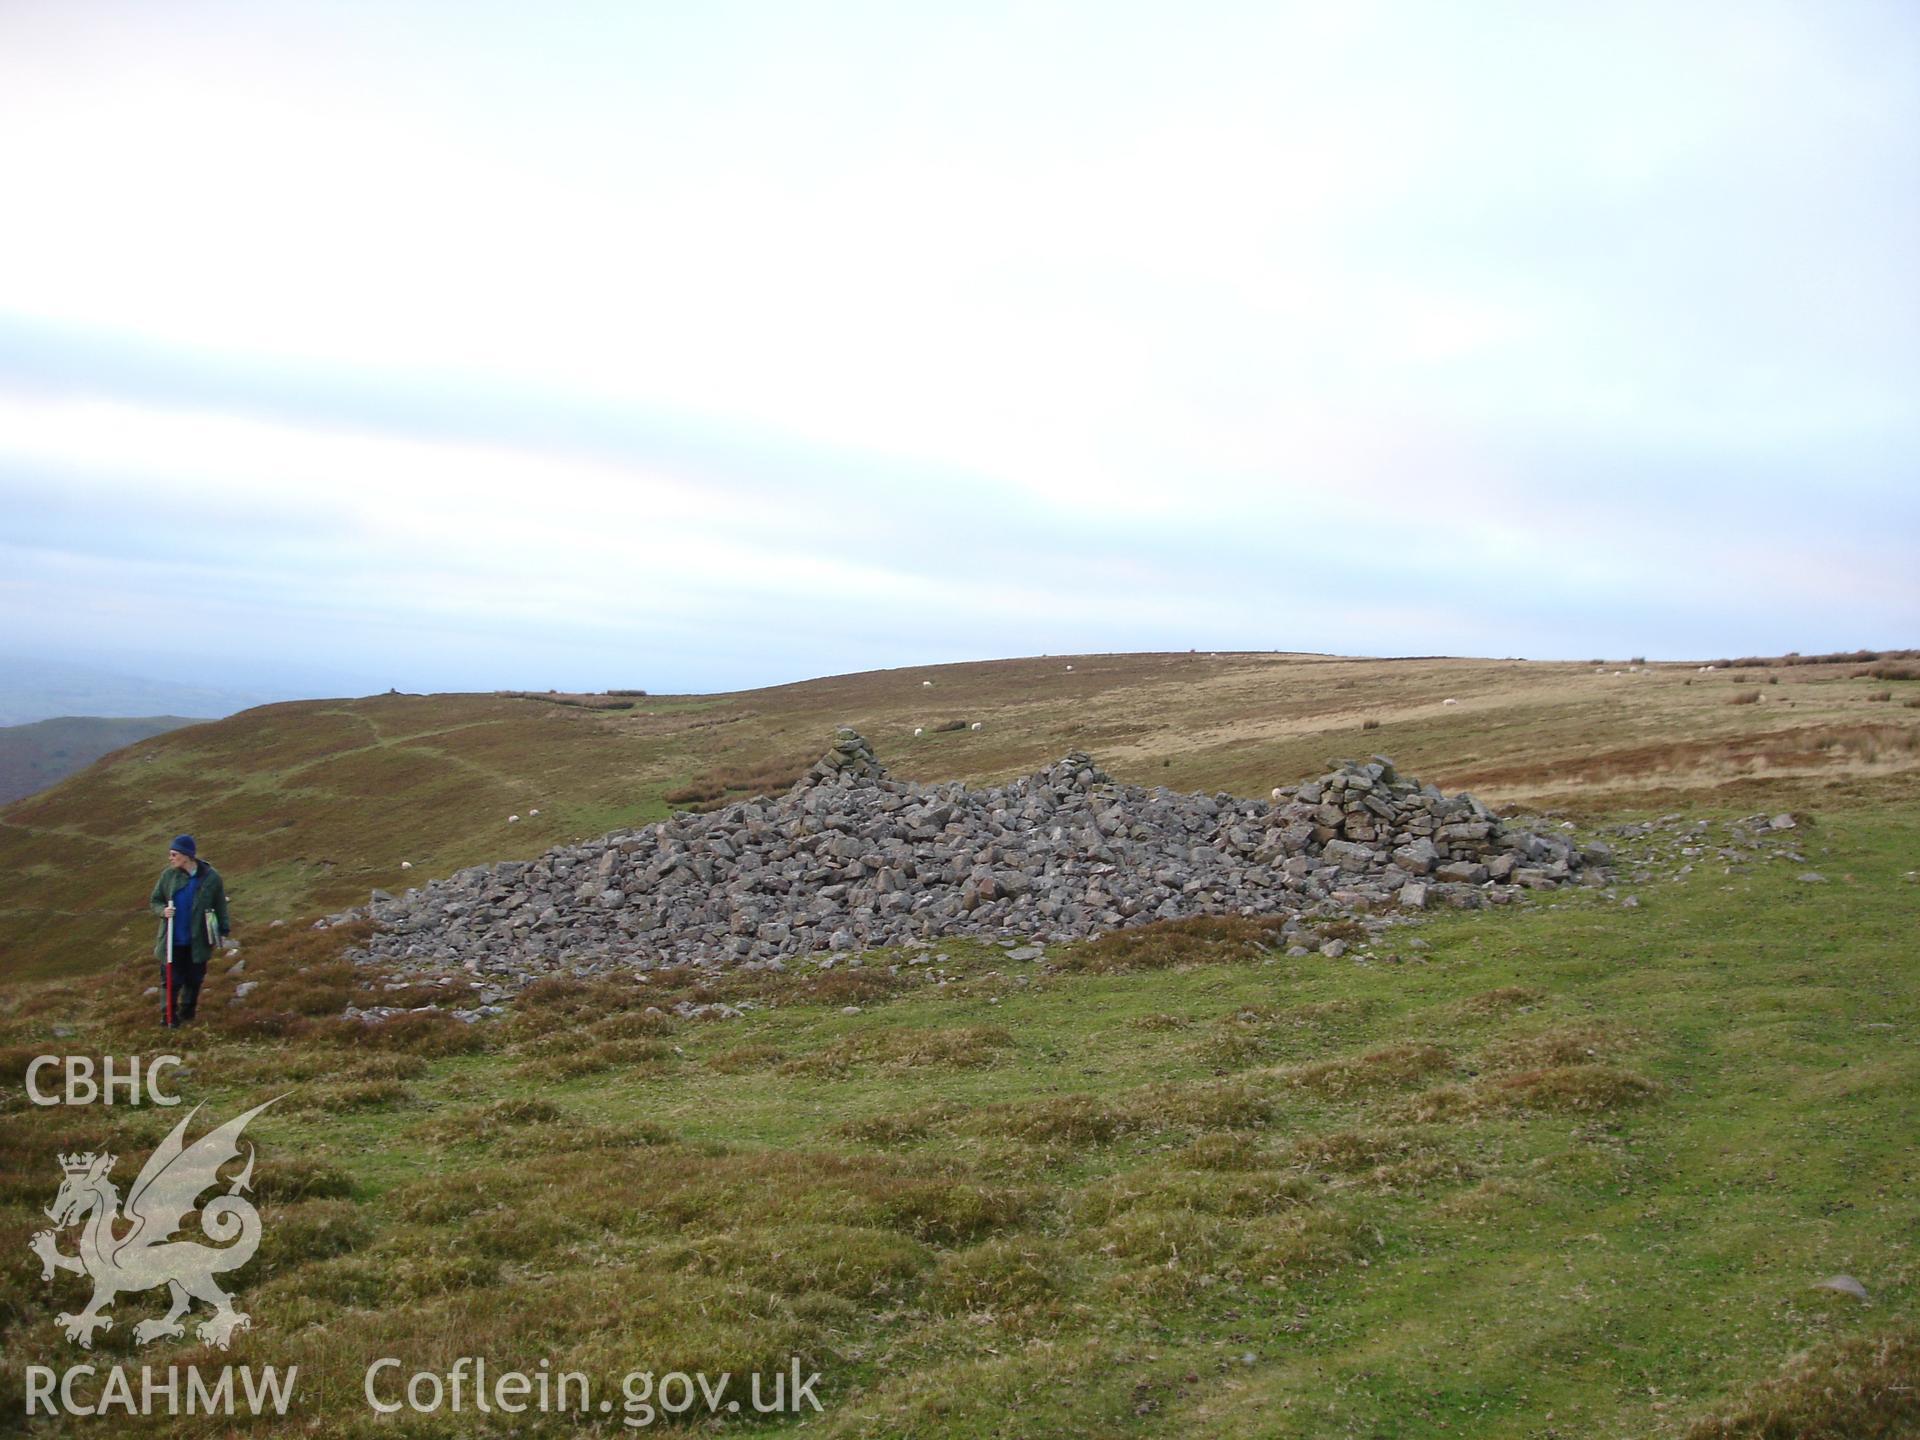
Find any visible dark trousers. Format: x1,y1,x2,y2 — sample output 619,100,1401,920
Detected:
163,944,207,1024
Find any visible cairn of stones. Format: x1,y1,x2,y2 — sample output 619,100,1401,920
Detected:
337,727,1609,984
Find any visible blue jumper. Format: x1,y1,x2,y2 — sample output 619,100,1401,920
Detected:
171,867,202,947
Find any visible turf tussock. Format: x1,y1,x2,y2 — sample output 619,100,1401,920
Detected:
927,1236,1071,1312
1053,914,1290,973
778,1023,1014,1076
1491,1062,1659,1111
1683,1326,1920,1439
1478,1023,1620,1071
664,1223,930,1300
1287,1128,1431,1174
1450,985,1547,1016
1279,1042,1456,1096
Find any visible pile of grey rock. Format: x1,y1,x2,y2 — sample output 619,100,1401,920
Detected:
333,729,1609,981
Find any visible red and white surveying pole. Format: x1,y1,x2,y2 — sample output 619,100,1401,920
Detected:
162,905,175,1026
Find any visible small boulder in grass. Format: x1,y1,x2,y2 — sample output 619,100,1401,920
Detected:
1815,1274,1869,1302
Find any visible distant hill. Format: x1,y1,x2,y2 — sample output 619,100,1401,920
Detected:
0,651,1913,982
0,654,274,726
0,715,204,805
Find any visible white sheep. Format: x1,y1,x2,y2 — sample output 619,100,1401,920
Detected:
922,680,933,687
529,808,540,816
970,721,982,731
1442,698,1458,706
913,727,924,737
508,814,520,823
1270,787,1283,801
400,861,412,869
1065,664,1074,672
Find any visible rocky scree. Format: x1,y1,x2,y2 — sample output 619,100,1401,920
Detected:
330,729,1613,1000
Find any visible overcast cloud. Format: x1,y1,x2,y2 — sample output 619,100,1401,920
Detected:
1,0,1913,696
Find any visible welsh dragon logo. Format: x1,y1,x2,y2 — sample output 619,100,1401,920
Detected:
29,1098,283,1350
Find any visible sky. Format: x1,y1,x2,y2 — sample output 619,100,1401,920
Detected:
1,0,1914,698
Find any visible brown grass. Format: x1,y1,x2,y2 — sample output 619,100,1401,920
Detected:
1196,999,1366,1064
248,1154,357,1203
1451,986,1548,1016
336,1010,490,1055
1176,1132,1269,1171
1238,1210,1374,1282
836,1101,968,1146
1397,1063,1660,1121
1492,1063,1659,1111
412,1096,561,1143
666,756,810,811
779,1024,1014,1076
1718,648,1920,668
278,1079,413,1114
1053,914,1291,974
1122,1079,1276,1131
927,1236,1070,1312
1479,1024,1619,1072
664,1223,930,1301
705,1041,787,1073
868,1177,1031,1243
496,1119,675,1154
1683,1326,1920,1439
1279,1043,1455,1097
1287,1128,1430,1174
1075,1169,1315,1225
508,1037,677,1083
969,1093,1128,1146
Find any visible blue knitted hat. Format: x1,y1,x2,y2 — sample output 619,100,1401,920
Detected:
170,834,197,857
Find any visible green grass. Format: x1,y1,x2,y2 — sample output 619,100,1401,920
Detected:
5,651,1915,983
2,801,1913,1436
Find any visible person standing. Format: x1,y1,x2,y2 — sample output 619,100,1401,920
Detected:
149,835,230,1026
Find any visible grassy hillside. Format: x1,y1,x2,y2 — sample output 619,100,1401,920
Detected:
1,650,1915,1436
0,715,204,807
0,789,1914,1436
2,650,1915,983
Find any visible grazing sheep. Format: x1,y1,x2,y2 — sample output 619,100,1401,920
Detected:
400,861,412,869
970,721,983,731
922,680,933,687
1271,787,1284,801
1065,664,1074,672
1442,699,1458,706
508,814,520,823
529,808,540,816
913,727,924,737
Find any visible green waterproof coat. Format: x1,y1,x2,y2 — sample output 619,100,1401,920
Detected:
150,861,230,964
